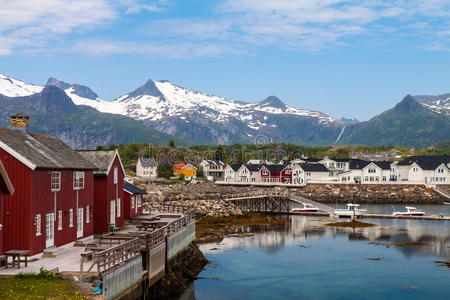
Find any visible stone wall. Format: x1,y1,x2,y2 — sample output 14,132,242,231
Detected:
290,184,445,204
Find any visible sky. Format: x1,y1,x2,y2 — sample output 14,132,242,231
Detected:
1,0,450,121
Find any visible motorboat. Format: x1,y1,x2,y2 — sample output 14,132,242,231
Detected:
334,203,364,218
392,206,425,216
290,203,319,213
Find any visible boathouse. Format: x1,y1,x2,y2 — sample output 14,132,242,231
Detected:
0,159,14,255
0,122,96,255
123,181,147,219
77,150,126,233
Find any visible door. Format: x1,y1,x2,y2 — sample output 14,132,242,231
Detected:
45,213,54,248
110,200,116,225
77,208,83,238
134,197,138,215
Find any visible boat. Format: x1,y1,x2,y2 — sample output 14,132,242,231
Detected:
334,203,364,218
392,206,425,216
290,203,319,213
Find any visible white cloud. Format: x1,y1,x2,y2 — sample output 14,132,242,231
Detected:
115,0,171,13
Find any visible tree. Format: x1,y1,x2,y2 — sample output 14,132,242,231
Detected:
169,140,175,148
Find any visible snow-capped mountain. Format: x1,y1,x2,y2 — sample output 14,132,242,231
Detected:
0,73,43,97
0,73,449,147
414,94,450,117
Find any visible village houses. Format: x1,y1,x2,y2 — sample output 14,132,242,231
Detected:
173,163,197,180
200,160,224,181
136,157,157,180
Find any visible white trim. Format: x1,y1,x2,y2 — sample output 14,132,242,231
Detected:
106,150,126,177
0,141,37,170
124,189,134,195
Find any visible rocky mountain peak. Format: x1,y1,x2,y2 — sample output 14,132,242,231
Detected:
126,79,165,100
394,95,424,114
259,96,286,109
46,77,98,100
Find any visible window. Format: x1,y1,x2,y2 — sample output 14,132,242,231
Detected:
382,176,387,181
73,172,85,190
58,210,62,230
86,206,90,223
117,199,121,217
368,168,376,173
285,169,291,174
35,214,41,236
114,167,118,184
131,196,135,209
262,169,268,175
51,172,61,191
69,209,73,227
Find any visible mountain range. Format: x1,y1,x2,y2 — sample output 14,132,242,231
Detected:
0,73,449,148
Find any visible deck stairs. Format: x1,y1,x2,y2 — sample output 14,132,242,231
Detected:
433,187,450,201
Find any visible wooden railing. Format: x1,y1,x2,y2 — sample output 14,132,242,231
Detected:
86,204,196,275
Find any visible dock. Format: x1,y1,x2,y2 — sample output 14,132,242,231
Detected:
0,204,197,300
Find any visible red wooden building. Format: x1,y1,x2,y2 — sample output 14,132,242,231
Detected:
260,164,292,184
78,150,125,233
123,181,147,219
0,159,14,255
0,128,97,255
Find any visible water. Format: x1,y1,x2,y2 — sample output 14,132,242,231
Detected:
189,210,450,300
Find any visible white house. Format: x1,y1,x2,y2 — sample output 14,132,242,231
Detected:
136,157,157,179
396,156,450,184
224,164,241,182
238,164,263,183
200,160,224,181
361,161,391,183
338,159,370,183
292,163,330,184
319,157,350,176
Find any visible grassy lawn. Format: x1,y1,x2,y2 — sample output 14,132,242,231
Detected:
0,269,86,300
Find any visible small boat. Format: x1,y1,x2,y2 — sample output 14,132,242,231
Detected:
290,203,319,213
334,203,364,218
392,206,425,216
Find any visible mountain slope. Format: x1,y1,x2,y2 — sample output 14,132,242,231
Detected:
338,95,450,147
0,86,186,149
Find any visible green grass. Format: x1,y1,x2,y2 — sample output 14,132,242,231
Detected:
0,269,86,300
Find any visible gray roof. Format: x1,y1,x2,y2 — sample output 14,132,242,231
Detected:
228,164,242,171
397,155,450,170
139,157,157,168
203,160,224,166
0,128,96,170
124,181,147,195
77,150,117,175
299,163,329,172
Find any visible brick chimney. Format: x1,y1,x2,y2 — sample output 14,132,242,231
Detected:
10,113,29,132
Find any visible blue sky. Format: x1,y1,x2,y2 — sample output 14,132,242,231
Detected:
1,0,450,120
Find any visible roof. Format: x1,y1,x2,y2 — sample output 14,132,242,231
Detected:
398,155,450,170
124,181,147,195
77,150,126,176
372,161,392,170
139,157,157,168
227,164,242,171
202,160,223,166
263,164,289,173
0,159,14,195
349,159,371,170
304,158,320,163
0,128,97,171
174,163,197,170
298,163,329,172
244,164,263,172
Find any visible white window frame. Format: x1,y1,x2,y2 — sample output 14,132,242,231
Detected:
69,209,74,227
58,210,63,230
137,195,142,208
36,214,41,236
131,196,135,209
51,172,61,191
117,199,121,218
86,205,90,223
73,172,85,190
114,167,118,184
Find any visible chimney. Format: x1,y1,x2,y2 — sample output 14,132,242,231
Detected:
10,113,29,132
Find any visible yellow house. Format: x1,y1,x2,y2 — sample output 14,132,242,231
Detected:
173,163,197,180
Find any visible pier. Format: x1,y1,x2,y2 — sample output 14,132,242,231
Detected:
224,190,450,221
0,204,197,300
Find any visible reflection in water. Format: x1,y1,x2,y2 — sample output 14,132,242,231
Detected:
191,215,450,300
200,216,450,259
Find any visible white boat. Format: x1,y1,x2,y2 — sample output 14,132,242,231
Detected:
334,203,364,218
290,203,319,213
392,206,425,216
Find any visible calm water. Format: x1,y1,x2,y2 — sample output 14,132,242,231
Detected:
187,209,450,300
